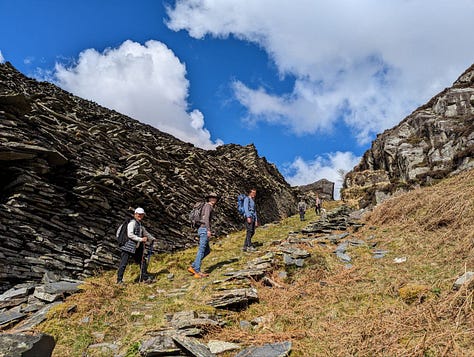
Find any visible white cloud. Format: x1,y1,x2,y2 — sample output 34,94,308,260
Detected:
284,151,361,199
53,40,222,149
0,51,4,63
166,0,474,144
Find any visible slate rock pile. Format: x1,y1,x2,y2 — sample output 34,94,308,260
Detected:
138,309,293,357
0,271,82,333
301,205,363,234
138,246,307,356
0,62,298,291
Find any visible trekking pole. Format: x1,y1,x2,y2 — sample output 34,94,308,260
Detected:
146,240,154,268
139,241,146,283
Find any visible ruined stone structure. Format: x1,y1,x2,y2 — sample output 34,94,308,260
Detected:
295,178,335,203
0,63,297,291
342,64,474,207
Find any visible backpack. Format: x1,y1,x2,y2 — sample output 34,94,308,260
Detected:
189,201,205,227
237,194,246,216
116,218,132,246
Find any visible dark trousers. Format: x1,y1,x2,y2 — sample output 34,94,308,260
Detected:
299,210,305,221
244,219,256,248
315,205,321,215
117,250,148,283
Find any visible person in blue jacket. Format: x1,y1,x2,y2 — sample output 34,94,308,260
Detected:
242,188,258,252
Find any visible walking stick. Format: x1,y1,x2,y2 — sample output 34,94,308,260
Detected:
139,240,154,282
139,241,145,283
146,240,154,268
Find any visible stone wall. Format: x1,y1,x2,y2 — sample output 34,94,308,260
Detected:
341,63,474,207
0,63,297,291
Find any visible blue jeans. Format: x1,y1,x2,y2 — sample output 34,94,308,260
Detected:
191,227,210,273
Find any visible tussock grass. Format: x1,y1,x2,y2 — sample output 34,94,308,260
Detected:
37,174,474,356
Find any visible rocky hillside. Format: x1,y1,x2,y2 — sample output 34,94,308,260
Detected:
342,63,474,207
0,62,297,291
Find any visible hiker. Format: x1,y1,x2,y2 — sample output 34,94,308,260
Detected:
117,207,156,284
242,188,258,252
188,192,219,279
298,198,307,221
315,194,322,215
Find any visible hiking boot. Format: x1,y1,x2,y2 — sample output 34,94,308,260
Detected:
141,276,155,283
194,272,208,279
187,266,198,275
247,246,257,252
116,280,125,286
242,247,248,252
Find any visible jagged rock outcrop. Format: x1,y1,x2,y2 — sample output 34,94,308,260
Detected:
0,62,297,291
294,178,334,202
342,63,474,207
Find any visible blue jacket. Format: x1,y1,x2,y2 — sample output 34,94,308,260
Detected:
244,196,258,221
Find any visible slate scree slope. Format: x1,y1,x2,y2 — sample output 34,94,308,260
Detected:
0,63,298,291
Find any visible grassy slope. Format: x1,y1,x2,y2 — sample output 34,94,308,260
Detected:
38,170,474,356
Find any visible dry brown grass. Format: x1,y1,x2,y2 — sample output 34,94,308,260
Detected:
206,170,474,356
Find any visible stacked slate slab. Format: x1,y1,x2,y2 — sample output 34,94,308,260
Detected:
0,62,298,292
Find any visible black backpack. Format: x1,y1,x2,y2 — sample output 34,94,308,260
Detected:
189,201,205,228
116,218,132,246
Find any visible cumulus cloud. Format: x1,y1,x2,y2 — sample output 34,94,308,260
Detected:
166,0,474,144
53,40,222,149
0,51,4,63
284,152,361,200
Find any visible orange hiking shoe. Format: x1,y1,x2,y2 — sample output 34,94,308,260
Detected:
193,272,209,279
187,266,197,275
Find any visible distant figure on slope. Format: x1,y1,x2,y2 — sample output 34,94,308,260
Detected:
188,192,219,279
315,194,322,215
298,198,307,221
117,207,156,284
242,188,259,252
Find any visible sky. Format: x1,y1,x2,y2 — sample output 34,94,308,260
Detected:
1,0,474,199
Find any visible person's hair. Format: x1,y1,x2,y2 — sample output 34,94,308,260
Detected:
248,188,257,194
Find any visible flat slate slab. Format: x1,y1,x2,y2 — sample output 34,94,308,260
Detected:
0,310,25,328
235,341,292,357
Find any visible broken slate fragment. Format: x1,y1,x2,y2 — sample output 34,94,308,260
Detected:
172,335,216,357
373,250,389,259
235,341,292,357
453,271,474,290
0,310,25,329
207,288,258,310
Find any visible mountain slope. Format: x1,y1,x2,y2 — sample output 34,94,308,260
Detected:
34,169,474,356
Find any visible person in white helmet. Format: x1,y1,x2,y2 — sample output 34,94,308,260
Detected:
117,207,155,284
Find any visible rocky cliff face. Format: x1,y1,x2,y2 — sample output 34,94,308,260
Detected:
342,64,474,207
0,63,297,291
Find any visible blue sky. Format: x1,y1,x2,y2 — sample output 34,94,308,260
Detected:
1,0,474,198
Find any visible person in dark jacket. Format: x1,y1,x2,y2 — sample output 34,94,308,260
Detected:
298,199,307,221
117,207,156,284
188,193,219,279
